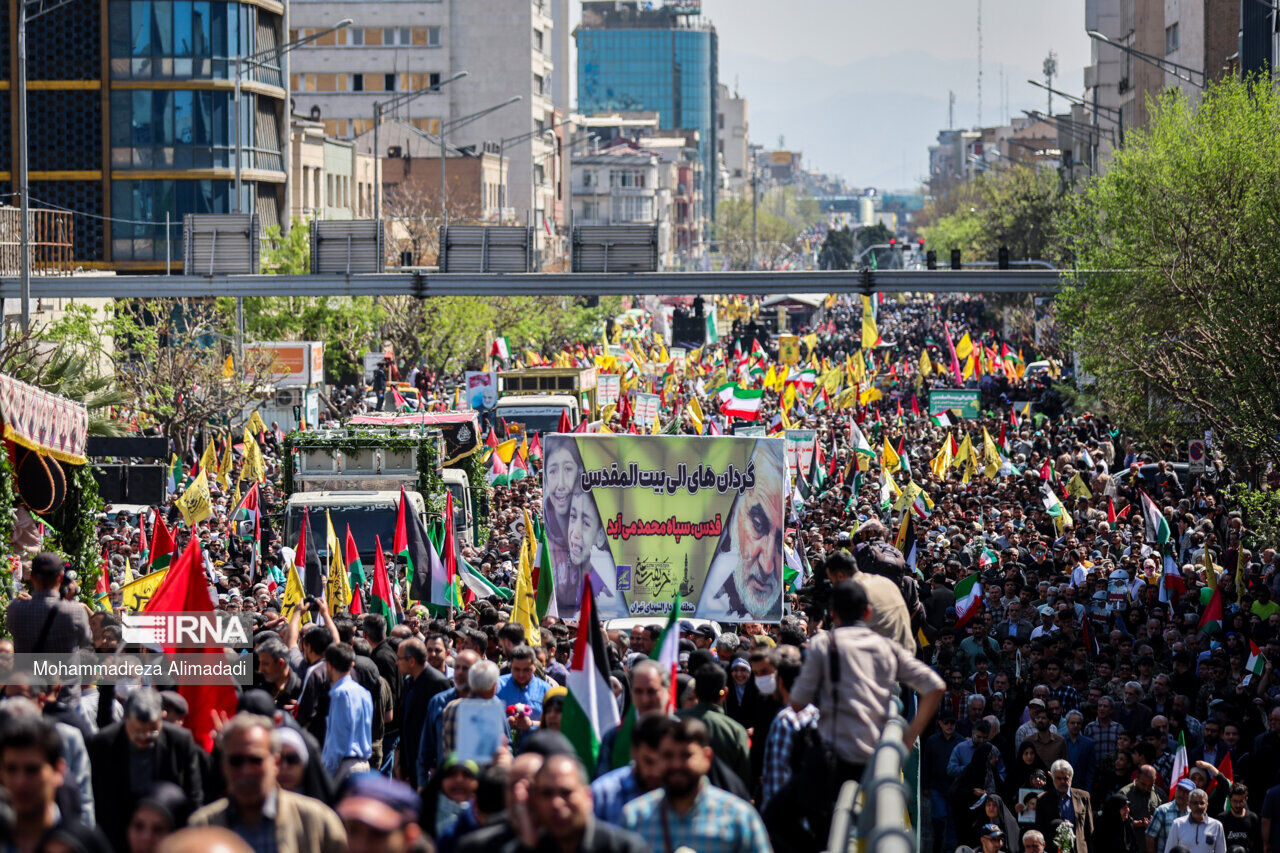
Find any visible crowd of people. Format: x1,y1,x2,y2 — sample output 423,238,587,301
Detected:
0,292,1274,853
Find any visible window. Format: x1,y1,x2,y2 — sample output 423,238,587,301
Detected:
611,195,651,222
412,27,441,46
352,73,363,91
582,170,594,187
410,117,442,135
533,28,544,52
1165,22,1179,55
383,27,413,46
609,169,645,188
385,73,396,92
533,74,544,96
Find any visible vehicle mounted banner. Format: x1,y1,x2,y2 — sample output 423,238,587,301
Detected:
541,435,786,623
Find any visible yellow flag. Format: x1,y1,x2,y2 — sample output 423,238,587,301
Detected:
861,304,880,350
822,367,843,397
930,440,953,478
882,436,901,472
241,428,265,483
780,407,793,431
962,354,976,380
650,413,661,435
893,481,921,512
281,565,309,622
802,333,818,352
494,438,518,465
859,386,882,405
956,434,978,484
175,472,212,526
217,435,233,490
119,568,167,612
982,428,1002,478
513,538,541,646
199,440,217,476
1067,472,1093,500
121,558,134,586
956,332,974,360
247,410,268,435
782,384,797,412
325,510,351,613
222,354,234,379
764,365,777,390
935,359,950,377
687,396,705,433
919,349,933,378
689,346,703,364
849,354,867,386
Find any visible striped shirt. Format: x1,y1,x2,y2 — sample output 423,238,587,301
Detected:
761,704,818,808
622,783,771,853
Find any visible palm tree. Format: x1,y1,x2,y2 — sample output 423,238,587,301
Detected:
0,333,128,436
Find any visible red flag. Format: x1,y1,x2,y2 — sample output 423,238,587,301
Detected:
1198,586,1224,633
147,511,177,569
349,583,364,615
895,398,903,419
910,395,920,418
573,417,589,434
393,488,409,557
1106,496,1117,524
1040,459,1053,481
557,408,572,433
1117,503,1133,520
443,490,458,601
295,507,308,575
485,428,499,448
143,538,237,751
370,535,396,624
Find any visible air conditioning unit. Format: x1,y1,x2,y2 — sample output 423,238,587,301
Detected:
387,145,403,158
274,387,303,408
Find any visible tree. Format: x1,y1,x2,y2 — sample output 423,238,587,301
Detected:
920,164,1068,264
1058,78,1280,477
261,220,311,274
716,186,821,270
110,299,273,453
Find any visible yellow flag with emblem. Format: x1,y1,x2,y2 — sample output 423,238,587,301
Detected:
882,436,901,472
687,396,705,433
119,568,167,612
982,428,1003,478
281,564,310,623
782,384,797,412
217,435,233,490
919,349,933,378
822,367,843,397
247,410,268,436
956,332,974,359
175,472,212,526
121,558,134,586
199,440,217,476
494,438,518,465
325,510,351,613
513,537,541,646
241,428,265,483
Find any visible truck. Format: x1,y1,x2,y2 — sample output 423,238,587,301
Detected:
494,367,598,436
281,418,484,564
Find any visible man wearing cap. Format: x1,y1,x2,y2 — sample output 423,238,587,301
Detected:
690,624,716,650
336,773,424,853
977,823,1007,853
1147,777,1193,853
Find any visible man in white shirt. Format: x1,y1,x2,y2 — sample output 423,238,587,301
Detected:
1165,787,1226,853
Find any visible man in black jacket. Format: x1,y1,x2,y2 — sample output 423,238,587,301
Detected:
395,636,449,788
89,687,204,850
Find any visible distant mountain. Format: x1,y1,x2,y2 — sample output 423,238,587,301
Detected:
719,48,1083,189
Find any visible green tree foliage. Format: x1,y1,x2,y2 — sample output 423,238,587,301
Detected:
261,220,311,274
716,186,821,269
1058,78,1280,476
920,164,1067,263
818,223,895,269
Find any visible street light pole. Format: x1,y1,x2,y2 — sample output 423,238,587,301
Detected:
17,11,30,331
1087,30,1206,88
370,70,468,221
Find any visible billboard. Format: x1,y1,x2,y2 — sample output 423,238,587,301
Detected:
541,435,786,623
928,389,981,419
244,342,324,387
784,429,816,481
464,371,497,409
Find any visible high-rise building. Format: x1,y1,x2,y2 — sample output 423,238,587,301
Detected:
2,0,289,270
290,0,564,234
716,83,748,198
576,0,717,226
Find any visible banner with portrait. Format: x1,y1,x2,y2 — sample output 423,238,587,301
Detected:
541,435,786,623
784,429,816,481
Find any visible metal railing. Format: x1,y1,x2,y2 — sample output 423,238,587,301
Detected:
0,207,74,276
827,711,921,852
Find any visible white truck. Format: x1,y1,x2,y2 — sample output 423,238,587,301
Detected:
493,367,598,437
281,423,479,564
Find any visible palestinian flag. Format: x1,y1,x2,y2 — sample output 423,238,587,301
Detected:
435,491,463,609
402,488,449,606
1140,491,1171,546
929,411,951,428
849,421,876,470
1199,585,1223,634
509,451,531,482
488,452,511,486
344,525,367,588
1244,640,1266,685
954,573,982,627
1169,731,1189,798
564,579,621,771
528,432,543,460
370,535,399,627
1042,482,1072,532
147,510,176,571
721,386,764,421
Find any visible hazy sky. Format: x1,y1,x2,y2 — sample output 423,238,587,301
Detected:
571,0,1091,189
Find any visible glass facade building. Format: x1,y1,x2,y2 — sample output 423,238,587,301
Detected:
3,0,286,268
577,4,717,220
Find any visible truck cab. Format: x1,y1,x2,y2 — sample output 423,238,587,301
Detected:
495,367,597,436
284,490,426,565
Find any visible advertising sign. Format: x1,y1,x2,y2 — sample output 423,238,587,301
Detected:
634,392,660,428
541,435,786,623
784,429,816,480
464,371,497,409
244,342,324,387
598,374,621,408
778,334,800,365
928,389,981,419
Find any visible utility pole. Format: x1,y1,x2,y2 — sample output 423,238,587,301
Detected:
976,0,983,126
948,90,956,130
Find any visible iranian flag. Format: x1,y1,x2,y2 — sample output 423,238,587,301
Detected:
652,594,683,713
370,535,398,627
491,337,510,360
978,547,1000,570
721,386,764,421
1140,491,1171,546
1199,585,1223,634
563,579,621,772
1160,550,1186,603
1169,731,1189,798
1244,640,1266,685
954,572,983,628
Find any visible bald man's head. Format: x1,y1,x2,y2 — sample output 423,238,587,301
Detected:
157,827,254,853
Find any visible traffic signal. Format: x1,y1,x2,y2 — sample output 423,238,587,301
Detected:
950,249,962,270
888,237,897,247
998,246,1010,270
926,250,937,270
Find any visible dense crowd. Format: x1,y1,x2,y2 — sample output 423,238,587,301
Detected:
0,293,1273,853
